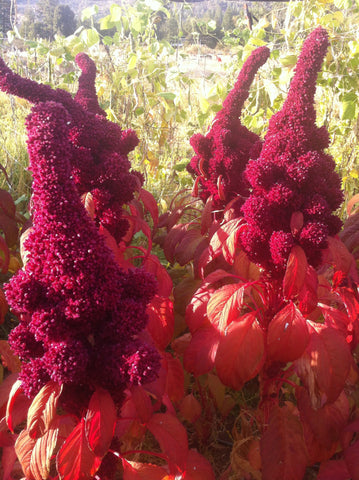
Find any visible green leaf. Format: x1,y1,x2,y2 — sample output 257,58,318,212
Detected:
49,46,65,57
341,100,356,120
144,0,163,10
81,5,98,22
80,28,99,47
100,15,114,31
158,92,176,101
102,36,113,46
280,55,297,67
128,54,137,70
110,4,123,22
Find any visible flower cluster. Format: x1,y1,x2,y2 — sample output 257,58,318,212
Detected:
240,27,343,272
0,54,140,242
187,46,270,212
5,101,160,405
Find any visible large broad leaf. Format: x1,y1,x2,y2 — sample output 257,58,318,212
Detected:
0,340,21,372
209,218,244,260
267,302,309,363
317,460,351,480
147,296,174,349
142,256,172,298
297,388,349,451
283,245,307,299
30,422,59,480
186,287,213,333
298,265,318,315
27,381,63,439
174,228,204,266
147,413,188,470
179,394,202,424
183,326,220,376
85,388,117,458
296,322,352,406
139,188,159,230
164,353,185,404
185,449,215,479
344,439,359,480
215,313,265,390
122,459,169,479
261,405,308,480
207,283,244,332
15,429,36,480
56,418,102,480
6,379,31,433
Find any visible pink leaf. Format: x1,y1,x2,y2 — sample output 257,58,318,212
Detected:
85,388,117,457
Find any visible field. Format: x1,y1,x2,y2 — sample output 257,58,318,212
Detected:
0,0,359,479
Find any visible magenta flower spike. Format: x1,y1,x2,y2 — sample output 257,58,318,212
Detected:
187,46,270,211
5,101,159,405
241,27,343,272
0,54,140,242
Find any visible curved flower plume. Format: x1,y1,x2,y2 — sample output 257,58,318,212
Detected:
5,101,159,405
240,27,343,272
187,46,270,212
0,53,140,242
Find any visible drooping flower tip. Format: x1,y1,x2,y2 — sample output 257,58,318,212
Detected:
74,52,106,116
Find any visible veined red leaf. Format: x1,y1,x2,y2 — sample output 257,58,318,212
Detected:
6,379,31,433
139,188,159,230
175,228,204,266
0,236,10,273
261,405,308,480
122,459,169,479
147,295,174,349
290,211,304,236
296,322,352,407
0,340,21,372
142,256,172,297
0,189,15,218
57,418,102,480
0,288,8,324
209,218,244,260
347,193,359,216
215,313,265,390
207,283,244,332
185,449,215,479
298,265,318,315
147,413,189,469
81,192,95,220
318,460,351,480
201,196,213,235
267,302,309,363
283,245,307,299
344,439,359,480
186,287,213,333
27,381,63,439
222,227,242,265
30,422,59,480
325,237,355,275
297,388,349,451
85,388,116,458
15,429,36,480
163,224,189,264
183,326,220,376
129,386,153,424
179,394,201,424
164,353,185,404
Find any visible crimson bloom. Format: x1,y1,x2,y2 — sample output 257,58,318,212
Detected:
187,46,270,212
5,101,160,406
240,27,343,272
0,53,140,241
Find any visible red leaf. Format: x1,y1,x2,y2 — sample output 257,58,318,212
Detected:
261,405,308,480
183,326,220,376
296,322,352,406
57,418,102,480
85,388,117,457
142,256,172,298
122,459,168,480
175,228,204,266
215,313,265,390
297,387,349,450
200,196,213,235
0,189,16,218
344,439,359,480
0,340,21,372
147,296,174,349
0,288,8,324
186,287,213,333
0,236,10,273
184,449,215,480
147,413,189,469
27,381,63,439
267,302,309,362
209,218,244,260
1,444,18,480
81,192,95,220
207,283,244,332
179,394,201,423
139,188,159,230
318,460,351,480
283,245,308,299
298,265,318,315
163,224,188,264
6,379,31,433
164,352,185,404
15,429,36,480
129,386,153,424
0,213,18,248
290,211,304,236
0,373,19,415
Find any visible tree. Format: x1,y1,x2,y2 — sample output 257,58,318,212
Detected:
222,5,235,32
53,4,77,37
0,0,14,36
